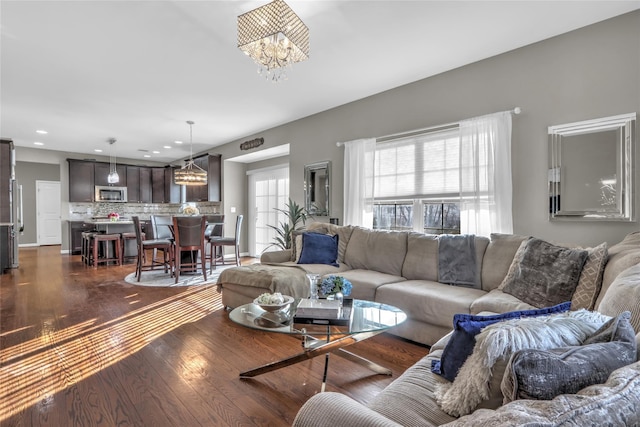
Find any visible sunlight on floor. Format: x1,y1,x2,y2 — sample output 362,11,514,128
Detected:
0,285,223,421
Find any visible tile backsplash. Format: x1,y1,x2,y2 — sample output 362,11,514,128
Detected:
69,202,221,220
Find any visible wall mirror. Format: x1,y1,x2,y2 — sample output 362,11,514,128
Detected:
548,112,635,221
304,161,331,216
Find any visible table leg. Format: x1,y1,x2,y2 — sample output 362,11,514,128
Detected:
238,328,390,381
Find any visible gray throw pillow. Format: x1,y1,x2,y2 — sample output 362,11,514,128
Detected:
500,238,588,308
501,312,637,403
598,263,640,332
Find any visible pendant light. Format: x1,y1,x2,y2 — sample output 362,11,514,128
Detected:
107,138,119,184
174,121,207,185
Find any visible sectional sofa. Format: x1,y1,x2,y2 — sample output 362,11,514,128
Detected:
216,223,640,426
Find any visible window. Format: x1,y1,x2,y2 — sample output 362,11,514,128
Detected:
373,203,413,231
372,127,461,234
423,202,460,234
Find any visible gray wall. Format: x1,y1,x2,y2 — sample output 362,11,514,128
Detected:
213,10,639,248
15,161,60,245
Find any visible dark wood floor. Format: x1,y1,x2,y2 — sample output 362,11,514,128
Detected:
0,246,428,426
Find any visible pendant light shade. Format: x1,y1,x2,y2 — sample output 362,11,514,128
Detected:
174,121,207,186
107,138,119,184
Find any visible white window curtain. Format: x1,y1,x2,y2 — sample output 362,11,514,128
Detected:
459,111,513,236
343,138,376,227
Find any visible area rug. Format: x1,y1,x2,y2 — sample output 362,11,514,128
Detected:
123,265,234,287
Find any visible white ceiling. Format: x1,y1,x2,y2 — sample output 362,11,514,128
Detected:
2,1,639,164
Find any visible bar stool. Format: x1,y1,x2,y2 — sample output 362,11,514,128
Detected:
121,231,145,264
92,233,122,268
81,231,98,265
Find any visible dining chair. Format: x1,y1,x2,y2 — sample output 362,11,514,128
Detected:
208,215,243,272
132,216,173,281
172,216,207,284
204,214,225,269
151,215,173,265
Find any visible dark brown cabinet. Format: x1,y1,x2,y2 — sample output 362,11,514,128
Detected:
68,159,95,202
94,162,127,187
0,140,12,223
126,166,152,203
151,167,166,203
185,154,221,202
164,166,181,204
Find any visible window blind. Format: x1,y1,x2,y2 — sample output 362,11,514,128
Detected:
374,127,460,200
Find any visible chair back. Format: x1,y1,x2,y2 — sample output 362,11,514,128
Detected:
205,214,225,238
234,215,244,242
132,216,144,246
151,215,173,239
173,216,206,248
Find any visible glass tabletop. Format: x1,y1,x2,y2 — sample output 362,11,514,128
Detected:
228,298,407,337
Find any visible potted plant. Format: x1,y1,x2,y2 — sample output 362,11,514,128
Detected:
266,198,311,251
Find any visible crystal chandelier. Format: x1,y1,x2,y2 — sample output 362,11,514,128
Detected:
107,138,119,184
237,0,309,82
174,121,207,186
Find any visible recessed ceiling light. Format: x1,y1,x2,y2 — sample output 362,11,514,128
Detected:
94,149,103,152
152,150,160,154
174,140,183,144
143,154,151,158
33,141,44,146
36,130,48,134
163,146,171,149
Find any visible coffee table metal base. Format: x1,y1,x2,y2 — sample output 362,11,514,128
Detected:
239,328,391,391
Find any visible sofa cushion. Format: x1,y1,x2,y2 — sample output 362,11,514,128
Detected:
597,263,640,332
401,233,439,281
499,238,588,308
501,312,637,403
297,232,339,266
305,222,355,264
368,352,457,427
375,280,485,329
481,233,529,291
470,289,536,315
337,269,405,301
343,227,407,276
432,302,572,382
596,231,640,308
442,361,640,427
571,242,608,310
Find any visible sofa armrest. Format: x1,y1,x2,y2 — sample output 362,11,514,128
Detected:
293,392,403,427
259,249,292,264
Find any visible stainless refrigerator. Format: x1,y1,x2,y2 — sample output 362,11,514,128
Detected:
1,140,22,271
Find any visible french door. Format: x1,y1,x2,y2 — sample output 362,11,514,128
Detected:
248,165,289,257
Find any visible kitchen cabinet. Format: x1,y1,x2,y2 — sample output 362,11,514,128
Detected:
69,221,96,255
185,154,221,202
1,140,11,223
94,162,127,187
126,166,152,203
164,166,181,204
68,159,95,202
151,168,166,203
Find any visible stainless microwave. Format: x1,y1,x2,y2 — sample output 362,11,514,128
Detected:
95,186,128,202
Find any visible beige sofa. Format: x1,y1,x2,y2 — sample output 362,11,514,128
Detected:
216,224,640,426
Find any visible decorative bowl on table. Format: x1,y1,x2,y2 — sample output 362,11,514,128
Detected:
253,293,294,312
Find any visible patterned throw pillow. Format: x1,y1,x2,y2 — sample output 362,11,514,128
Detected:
501,312,637,402
500,238,588,308
571,242,608,310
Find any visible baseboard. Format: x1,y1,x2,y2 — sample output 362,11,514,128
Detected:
60,249,71,254
18,243,39,248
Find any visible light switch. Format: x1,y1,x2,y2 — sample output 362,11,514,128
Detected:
230,207,236,213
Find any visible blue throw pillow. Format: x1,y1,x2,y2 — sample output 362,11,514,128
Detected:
431,301,571,382
297,232,339,267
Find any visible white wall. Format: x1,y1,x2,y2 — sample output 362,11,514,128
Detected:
214,10,639,248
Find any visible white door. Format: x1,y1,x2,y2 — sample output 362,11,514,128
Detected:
248,165,289,257
37,180,62,245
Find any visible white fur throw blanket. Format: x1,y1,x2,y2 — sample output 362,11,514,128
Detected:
435,309,611,417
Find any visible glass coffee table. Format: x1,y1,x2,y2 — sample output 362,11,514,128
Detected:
228,298,407,391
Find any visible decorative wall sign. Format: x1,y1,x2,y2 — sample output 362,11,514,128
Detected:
240,137,264,151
